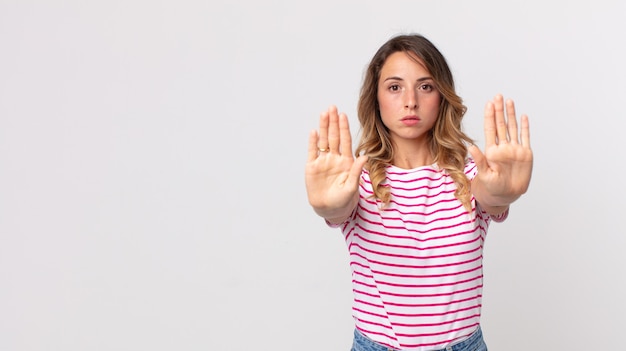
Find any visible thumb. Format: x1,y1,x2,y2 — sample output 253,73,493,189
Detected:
348,155,368,186
468,144,487,173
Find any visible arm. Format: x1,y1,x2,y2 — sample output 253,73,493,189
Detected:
469,94,533,216
305,106,368,225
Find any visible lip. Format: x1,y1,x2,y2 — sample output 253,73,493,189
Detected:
401,115,420,126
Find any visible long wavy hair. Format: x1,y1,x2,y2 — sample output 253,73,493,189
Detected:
355,34,474,211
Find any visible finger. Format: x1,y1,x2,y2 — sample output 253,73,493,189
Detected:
468,144,487,173
338,113,352,156
484,101,497,147
327,105,340,153
307,129,319,162
520,114,531,148
318,109,330,151
506,99,520,145
493,94,508,144
348,155,369,185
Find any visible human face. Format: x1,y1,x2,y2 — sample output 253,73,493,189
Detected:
377,51,441,146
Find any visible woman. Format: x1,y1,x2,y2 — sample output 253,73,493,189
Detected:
305,34,533,351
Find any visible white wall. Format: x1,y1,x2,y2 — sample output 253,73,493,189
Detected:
1,0,624,350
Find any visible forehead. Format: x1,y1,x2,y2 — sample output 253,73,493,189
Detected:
380,51,431,78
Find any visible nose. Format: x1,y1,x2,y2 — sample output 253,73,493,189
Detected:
404,89,418,109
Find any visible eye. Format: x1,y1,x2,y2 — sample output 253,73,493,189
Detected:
388,84,401,92
419,83,434,92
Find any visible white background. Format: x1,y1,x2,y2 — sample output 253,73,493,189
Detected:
1,1,624,350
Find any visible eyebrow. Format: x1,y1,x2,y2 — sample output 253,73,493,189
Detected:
382,76,434,83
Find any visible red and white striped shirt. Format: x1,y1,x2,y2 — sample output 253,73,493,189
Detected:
336,160,506,350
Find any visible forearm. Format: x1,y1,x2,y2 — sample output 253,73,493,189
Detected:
310,192,359,226
471,180,521,216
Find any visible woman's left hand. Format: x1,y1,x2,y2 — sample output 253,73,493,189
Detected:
469,94,533,211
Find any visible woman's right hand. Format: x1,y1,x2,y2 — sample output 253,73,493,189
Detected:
305,106,368,225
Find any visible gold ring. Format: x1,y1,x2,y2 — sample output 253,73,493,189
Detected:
318,147,329,152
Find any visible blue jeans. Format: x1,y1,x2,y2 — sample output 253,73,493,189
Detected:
351,327,487,351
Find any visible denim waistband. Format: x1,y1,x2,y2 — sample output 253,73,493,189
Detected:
352,326,485,351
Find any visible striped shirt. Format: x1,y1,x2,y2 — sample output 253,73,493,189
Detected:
335,160,507,350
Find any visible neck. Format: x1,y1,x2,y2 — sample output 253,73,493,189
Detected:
391,139,433,170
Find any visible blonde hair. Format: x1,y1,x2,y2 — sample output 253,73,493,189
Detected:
355,34,474,211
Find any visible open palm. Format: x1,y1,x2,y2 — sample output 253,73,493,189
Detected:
305,106,367,222
469,95,533,206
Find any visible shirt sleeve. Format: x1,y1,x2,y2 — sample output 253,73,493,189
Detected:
490,207,509,223
325,219,343,228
